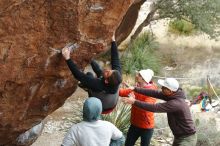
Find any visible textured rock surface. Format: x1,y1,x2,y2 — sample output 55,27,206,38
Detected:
116,0,145,44
0,0,134,145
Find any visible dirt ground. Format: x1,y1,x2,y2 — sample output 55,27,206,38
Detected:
31,88,87,146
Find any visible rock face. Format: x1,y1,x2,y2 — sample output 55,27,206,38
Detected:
116,0,146,44
0,0,134,145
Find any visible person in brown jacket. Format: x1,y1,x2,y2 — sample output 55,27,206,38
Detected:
121,78,197,146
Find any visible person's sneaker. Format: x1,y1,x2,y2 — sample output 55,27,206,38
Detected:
78,82,89,92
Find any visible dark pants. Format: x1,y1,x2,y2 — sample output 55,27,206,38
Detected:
173,133,197,146
125,125,154,146
86,72,94,77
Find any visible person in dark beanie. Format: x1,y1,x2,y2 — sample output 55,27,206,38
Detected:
121,78,197,146
62,33,122,114
107,70,122,86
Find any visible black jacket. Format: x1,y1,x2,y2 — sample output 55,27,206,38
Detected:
66,41,121,94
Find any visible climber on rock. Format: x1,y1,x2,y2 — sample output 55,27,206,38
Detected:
62,33,122,114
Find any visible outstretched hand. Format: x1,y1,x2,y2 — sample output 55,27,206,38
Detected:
121,92,136,104
121,82,135,90
121,82,130,88
62,47,71,60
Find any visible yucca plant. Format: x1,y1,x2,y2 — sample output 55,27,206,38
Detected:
121,32,160,76
102,100,131,135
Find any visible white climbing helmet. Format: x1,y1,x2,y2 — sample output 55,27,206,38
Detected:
139,69,154,83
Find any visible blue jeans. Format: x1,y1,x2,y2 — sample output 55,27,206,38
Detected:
125,125,154,146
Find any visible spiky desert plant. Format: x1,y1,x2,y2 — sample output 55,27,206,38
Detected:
121,32,160,75
102,100,131,135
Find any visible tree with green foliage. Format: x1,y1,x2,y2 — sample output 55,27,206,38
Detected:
130,0,220,40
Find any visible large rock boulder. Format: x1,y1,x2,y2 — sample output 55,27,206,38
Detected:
0,0,135,145
116,0,146,44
